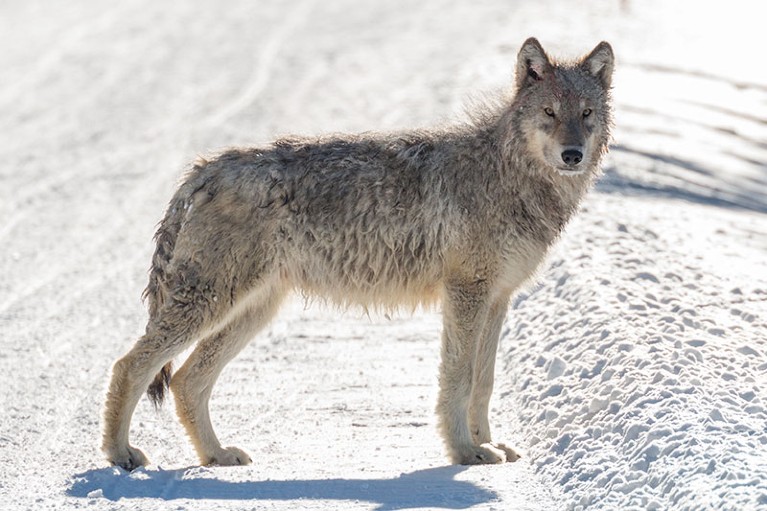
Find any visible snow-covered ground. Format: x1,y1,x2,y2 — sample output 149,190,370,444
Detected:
1,1,764,510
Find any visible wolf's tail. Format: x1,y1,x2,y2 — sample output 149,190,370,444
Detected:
144,158,212,407
147,362,173,408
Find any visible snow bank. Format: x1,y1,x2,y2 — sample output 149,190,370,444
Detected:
500,195,767,510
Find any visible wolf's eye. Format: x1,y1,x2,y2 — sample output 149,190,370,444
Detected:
544,107,555,117
583,108,592,118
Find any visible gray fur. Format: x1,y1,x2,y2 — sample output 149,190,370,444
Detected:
103,37,614,469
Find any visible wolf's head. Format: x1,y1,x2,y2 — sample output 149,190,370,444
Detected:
512,38,614,176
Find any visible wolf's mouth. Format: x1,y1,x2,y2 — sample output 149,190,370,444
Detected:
556,166,587,176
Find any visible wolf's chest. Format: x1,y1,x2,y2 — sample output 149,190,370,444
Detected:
496,238,550,294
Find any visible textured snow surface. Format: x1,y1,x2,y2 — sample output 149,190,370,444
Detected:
1,0,765,510
504,197,767,510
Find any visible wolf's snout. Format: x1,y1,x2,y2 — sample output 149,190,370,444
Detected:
561,149,583,166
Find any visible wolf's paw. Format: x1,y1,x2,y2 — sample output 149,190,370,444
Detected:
107,445,149,471
452,442,522,465
453,443,507,465
205,446,252,466
489,442,521,462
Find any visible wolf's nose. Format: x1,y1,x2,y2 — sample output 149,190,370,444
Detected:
561,149,583,166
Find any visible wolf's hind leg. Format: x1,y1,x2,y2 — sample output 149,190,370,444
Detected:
102,311,210,470
468,296,520,462
171,287,285,466
102,259,241,471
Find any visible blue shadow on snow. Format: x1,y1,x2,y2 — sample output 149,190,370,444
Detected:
67,465,497,510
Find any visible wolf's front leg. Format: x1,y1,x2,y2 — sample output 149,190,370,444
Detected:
437,279,507,465
468,296,521,462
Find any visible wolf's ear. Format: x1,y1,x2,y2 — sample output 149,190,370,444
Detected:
581,41,614,89
516,38,552,89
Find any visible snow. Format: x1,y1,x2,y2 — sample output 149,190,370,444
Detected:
0,0,764,510
505,196,767,509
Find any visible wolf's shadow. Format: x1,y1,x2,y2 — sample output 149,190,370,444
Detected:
67,464,497,510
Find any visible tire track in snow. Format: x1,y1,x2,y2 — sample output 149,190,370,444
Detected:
0,3,137,109
199,0,317,132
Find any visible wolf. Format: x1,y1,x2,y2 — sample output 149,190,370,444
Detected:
102,37,614,470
